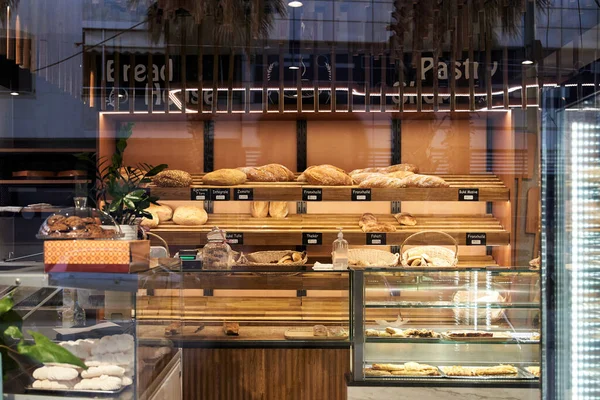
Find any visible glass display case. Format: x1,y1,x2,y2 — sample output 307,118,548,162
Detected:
350,267,540,387
0,263,182,400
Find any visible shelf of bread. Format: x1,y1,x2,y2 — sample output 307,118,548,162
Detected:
150,213,509,246
150,173,509,202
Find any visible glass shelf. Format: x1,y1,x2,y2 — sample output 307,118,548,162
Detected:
364,302,540,309
365,337,540,345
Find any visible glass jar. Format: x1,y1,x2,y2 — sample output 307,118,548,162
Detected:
202,227,232,270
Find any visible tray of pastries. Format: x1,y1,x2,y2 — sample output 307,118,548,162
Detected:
524,366,540,378
364,362,442,377
441,330,512,341
365,327,440,339
439,364,522,379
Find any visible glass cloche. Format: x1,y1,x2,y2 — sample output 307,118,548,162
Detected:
37,197,123,239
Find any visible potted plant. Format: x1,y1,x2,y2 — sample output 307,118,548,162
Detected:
82,123,167,239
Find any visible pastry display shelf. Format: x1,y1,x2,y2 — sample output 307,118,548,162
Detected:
364,337,539,345
150,213,509,246
363,302,540,309
150,174,509,202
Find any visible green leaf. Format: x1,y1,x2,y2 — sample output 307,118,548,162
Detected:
0,294,14,316
17,331,86,369
4,326,23,341
123,198,135,210
129,189,146,197
108,199,122,213
141,211,153,219
116,139,127,154
144,164,168,177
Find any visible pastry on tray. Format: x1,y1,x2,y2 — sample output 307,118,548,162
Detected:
372,362,440,376
364,368,392,377
442,364,518,376
223,322,240,336
403,329,440,338
313,325,328,337
444,331,494,338
526,366,540,377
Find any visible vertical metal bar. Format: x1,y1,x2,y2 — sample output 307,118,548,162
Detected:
468,2,475,111
245,51,251,114
351,270,365,383
203,120,214,172
416,50,422,112
101,30,106,111
227,52,234,113
212,51,219,114
380,54,386,112
485,17,492,110
147,53,153,113
433,9,440,112
503,46,509,109
365,51,371,112
398,48,404,112
114,52,120,112
522,64,527,110
391,119,401,165
348,49,353,113
296,120,307,172
262,46,268,113
129,54,134,113
331,44,336,112
297,57,302,113
165,21,170,114
198,27,204,113
450,30,457,112
181,24,187,114
279,44,284,113
313,50,319,112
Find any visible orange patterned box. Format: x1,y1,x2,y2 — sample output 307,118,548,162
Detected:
44,240,150,273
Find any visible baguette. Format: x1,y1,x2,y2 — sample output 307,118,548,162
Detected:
351,172,385,184
394,212,417,226
386,171,414,180
358,176,406,188
269,201,289,219
359,213,378,228
203,169,247,186
400,174,449,188
302,165,353,186
350,163,419,176
251,201,269,218
362,222,397,233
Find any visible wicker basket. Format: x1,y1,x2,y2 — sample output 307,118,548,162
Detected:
348,248,400,268
400,231,458,268
452,290,506,323
235,250,308,266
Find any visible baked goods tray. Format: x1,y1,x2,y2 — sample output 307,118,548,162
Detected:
26,385,127,396
440,332,513,342
438,366,535,380
364,364,444,378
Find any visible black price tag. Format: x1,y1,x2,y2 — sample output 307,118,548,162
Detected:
458,188,479,201
226,232,244,245
466,233,487,246
234,188,254,201
211,188,230,201
352,189,372,201
366,233,386,245
191,188,210,201
302,188,322,201
302,232,323,245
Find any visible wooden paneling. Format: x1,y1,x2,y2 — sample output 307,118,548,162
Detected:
183,348,349,400
213,120,297,170
307,119,391,171
124,120,205,173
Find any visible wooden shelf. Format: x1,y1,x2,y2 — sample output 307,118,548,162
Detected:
150,213,509,246
151,174,509,202
0,148,96,153
0,179,90,185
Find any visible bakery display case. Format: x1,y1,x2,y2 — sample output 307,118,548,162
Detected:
0,263,182,400
350,268,540,387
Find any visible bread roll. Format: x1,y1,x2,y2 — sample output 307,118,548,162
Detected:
394,212,417,226
302,165,353,186
269,202,289,219
386,171,414,180
148,203,173,222
203,169,247,186
140,211,159,228
359,176,406,188
362,222,397,233
259,164,295,182
173,206,208,225
351,172,385,184
359,213,378,228
251,201,269,218
400,174,449,188
153,170,193,187
237,167,277,182
296,172,307,182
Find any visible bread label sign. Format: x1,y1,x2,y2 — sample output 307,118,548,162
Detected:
211,189,231,201
234,188,253,201
302,188,322,201
458,188,479,201
366,233,386,245
352,189,371,201
302,232,323,245
191,188,210,200
226,233,244,244
466,233,486,246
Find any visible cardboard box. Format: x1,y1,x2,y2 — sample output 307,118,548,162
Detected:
44,240,150,273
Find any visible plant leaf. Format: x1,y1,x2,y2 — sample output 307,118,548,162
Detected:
17,331,86,369
4,326,23,341
0,293,14,316
144,164,168,177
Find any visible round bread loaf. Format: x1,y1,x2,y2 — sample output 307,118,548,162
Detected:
203,169,247,186
259,164,295,182
173,206,208,226
149,203,173,222
237,167,277,182
140,211,160,228
153,170,193,187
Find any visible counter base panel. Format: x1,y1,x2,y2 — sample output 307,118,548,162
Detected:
348,385,539,400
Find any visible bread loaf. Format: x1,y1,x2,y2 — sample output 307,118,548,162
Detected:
172,206,208,226
386,171,414,180
259,164,295,182
351,172,385,184
400,174,449,188
251,201,269,218
394,212,417,226
153,170,193,187
350,163,419,176
302,165,353,186
237,167,277,182
269,201,289,219
149,203,173,222
358,176,406,188
362,222,397,233
140,211,159,228
203,169,247,186
359,213,379,228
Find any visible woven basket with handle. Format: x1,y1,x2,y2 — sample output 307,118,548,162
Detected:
348,248,400,268
400,231,458,267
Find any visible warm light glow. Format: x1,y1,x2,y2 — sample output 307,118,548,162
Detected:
289,66,300,70
522,60,534,65
10,92,18,96
288,1,303,7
